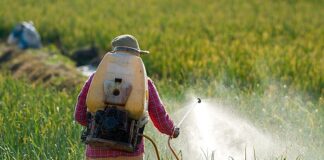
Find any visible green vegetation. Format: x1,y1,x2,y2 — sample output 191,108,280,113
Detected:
0,74,322,159
0,0,323,159
0,0,322,98
0,75,84,159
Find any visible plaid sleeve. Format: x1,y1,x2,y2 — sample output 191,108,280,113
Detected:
147,78,175,136
74,74,94,126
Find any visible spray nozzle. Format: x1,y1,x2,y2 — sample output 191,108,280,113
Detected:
197,98,201,103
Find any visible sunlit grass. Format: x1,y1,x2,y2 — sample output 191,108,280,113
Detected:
0,74,322,159
0,0,323,159
0,0,322,97
0,75,84,159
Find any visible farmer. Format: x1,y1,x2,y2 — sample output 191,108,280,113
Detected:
7,21,42,49
74,34,180,160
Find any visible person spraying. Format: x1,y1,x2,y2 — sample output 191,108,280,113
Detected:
74,34,179,160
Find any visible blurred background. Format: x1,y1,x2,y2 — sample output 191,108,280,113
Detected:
0,0,323,159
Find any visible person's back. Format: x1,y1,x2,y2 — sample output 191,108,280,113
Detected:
74,35,179,160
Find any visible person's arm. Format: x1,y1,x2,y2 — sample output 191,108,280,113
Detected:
147,78,176,136
74,74,94,126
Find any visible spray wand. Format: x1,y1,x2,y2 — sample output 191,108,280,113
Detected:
177,98,202,127
143,98,202,160
168,98,202,160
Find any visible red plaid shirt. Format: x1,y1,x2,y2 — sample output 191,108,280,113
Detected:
74,74,175,158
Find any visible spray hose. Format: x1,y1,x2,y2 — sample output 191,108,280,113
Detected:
141,133,180,160
168,137,180,160
140,134,160,160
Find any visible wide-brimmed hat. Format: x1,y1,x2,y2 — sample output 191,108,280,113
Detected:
111,34,149,54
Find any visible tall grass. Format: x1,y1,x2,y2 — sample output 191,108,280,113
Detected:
0,75,84,159
0,74,322,159
0,0,322,98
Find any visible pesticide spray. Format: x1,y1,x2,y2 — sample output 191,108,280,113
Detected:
148,94,320,160
170,97,303,160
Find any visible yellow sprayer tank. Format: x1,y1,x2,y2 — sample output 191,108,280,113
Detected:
86,52,148,120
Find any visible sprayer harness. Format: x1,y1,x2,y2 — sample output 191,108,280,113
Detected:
81,106,145,152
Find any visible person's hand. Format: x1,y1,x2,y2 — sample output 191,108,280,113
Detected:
172,127,180,138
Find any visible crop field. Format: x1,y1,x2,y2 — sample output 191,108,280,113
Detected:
0,0,323,159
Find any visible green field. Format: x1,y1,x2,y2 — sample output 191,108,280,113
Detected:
0,0,323,159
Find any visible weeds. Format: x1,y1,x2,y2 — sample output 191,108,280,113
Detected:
0,0,322,98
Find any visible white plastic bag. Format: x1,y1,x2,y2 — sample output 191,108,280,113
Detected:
7,21,42,49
